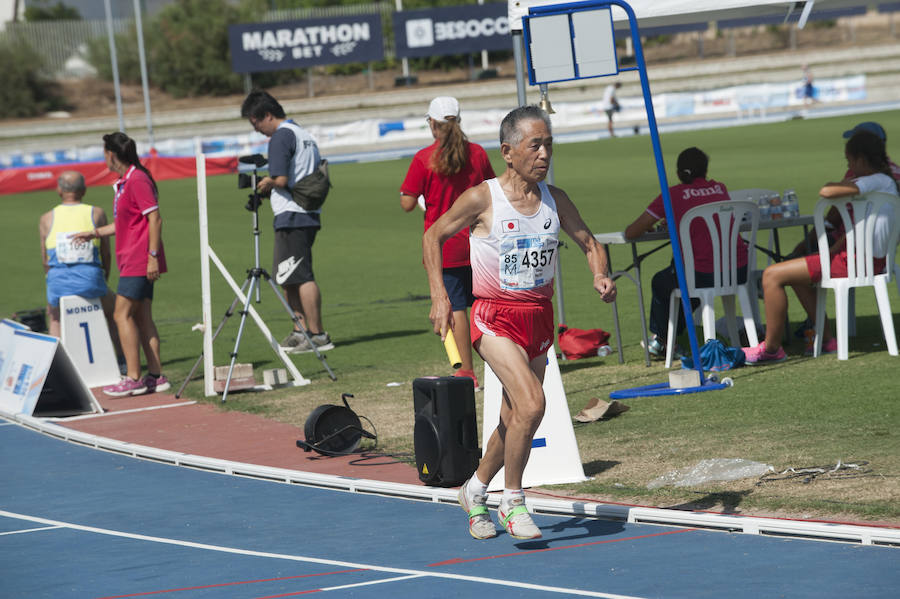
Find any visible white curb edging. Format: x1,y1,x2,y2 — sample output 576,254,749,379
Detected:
4,411,899,548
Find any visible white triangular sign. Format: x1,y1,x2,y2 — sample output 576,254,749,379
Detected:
482,347,587,491
59,295,120,388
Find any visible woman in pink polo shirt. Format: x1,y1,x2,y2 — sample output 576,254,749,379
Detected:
625,147,748,357
78,132,168,397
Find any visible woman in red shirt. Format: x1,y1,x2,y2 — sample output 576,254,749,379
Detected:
400,97,496,388
78,132,168,397
625,147,747,356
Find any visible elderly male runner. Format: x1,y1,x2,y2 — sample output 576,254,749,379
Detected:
423,105,617,540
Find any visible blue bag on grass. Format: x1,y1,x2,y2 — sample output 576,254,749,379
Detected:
680,339,745,371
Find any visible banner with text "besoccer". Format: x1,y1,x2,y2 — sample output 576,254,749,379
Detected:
394,3,510,59
228,14,384,73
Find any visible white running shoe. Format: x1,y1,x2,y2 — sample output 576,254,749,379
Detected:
458,479,497,539
499,496,542,539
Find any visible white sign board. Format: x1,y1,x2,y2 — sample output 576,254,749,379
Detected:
0,324,101,418
526,7,618,85
59,295,120,388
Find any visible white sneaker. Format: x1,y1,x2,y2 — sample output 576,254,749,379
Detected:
498,496,541,539
458,480,496,539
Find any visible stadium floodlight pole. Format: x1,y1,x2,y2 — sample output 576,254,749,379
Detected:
103,0,125,133
133,0,155,149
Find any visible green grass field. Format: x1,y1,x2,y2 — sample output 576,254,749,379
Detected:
3,110,899,522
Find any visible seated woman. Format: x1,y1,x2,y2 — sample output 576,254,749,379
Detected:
625,147,748,356
744,130,900,364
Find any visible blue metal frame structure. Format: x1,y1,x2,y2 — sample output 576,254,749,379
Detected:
522,0,730,397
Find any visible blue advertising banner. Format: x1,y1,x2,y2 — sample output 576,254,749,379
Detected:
393,3,510,59
228,14,384,73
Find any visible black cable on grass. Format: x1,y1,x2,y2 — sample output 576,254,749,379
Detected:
756,459,878,485
348,452,416,467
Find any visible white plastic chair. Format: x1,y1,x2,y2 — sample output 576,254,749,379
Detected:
811,192,900,360
665,200,760,368
728,189,779,324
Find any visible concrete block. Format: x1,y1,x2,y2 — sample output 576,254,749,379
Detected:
213,363,256,393
669,369,701,390
263,368,289,387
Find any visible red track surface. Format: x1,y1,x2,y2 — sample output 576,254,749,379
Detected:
60,388,422,486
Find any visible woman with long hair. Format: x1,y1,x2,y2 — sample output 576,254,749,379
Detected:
744,130,899,364
400,97,496,388
76,132,168,396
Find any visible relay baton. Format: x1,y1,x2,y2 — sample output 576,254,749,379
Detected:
443,328,463,369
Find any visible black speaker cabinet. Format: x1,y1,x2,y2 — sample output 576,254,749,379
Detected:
412,376,480,487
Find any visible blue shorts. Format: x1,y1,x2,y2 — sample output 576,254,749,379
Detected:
46,265,107,307
117,276,155,301
443,266,474,312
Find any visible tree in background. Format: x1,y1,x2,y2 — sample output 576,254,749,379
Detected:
149,0,252,96
86,0,295,97
0,38,67,118
25,0,82,21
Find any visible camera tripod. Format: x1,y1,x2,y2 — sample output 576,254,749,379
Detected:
176,156,336,402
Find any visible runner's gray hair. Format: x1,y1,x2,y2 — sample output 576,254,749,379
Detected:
499,105,552,146
57,171,86,195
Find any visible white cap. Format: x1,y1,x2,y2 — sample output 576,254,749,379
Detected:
426,96,460,122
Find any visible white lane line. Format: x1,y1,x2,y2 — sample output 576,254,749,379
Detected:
314,574,426,593
51,401,197,421
0,525,64,535
0,510,646,599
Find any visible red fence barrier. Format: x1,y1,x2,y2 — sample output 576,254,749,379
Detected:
0,155,238,195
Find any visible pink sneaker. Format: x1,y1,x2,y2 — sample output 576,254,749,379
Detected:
742,342,787,365
141,374,171,394
103,377,148,397
454,369,481,392
804,336,838,357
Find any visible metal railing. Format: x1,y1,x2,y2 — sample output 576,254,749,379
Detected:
1,18,133,77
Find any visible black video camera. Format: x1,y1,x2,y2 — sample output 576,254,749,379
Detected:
238,154,269,211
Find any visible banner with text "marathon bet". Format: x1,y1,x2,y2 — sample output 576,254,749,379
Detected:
228,14,384,73
394,3,510,59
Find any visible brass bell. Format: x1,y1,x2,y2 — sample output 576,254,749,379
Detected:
538,84,555,114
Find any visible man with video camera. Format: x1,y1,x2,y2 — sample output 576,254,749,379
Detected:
241,90,333,353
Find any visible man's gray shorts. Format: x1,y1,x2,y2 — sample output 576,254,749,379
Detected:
273,227,317,286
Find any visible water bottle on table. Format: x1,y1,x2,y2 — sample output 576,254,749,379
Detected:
768,192,783,220
757,195,771,220
782,189,799,218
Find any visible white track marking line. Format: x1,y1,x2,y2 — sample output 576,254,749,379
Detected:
316,574,426,592
0,510,646,599
50,401,197,421
0,525,63,535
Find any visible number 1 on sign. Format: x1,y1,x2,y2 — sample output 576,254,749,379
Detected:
78,321,95,363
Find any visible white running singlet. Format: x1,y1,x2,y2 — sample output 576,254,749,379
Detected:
470,178,559,302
